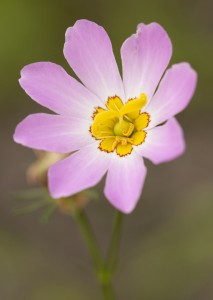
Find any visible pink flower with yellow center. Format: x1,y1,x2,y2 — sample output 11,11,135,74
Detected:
14,20,197,213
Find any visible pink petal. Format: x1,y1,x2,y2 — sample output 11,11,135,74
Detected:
64,19,124,101
104,153,147,213
14,113,93,153
146,63,197,128
48,143,109,198
136,118,185,164
19,62,101,119
121,22,172,101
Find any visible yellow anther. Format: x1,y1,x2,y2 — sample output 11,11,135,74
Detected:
112,137,120,150
120,93,147,115
121,138,128,146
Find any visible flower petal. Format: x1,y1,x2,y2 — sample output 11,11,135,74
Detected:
116,143,133,157
131,131,146,146
14,113,93,153
136,118,185,164
64,19,124,101
19,62,101,119
48,143,109,198
104,153,147,213
146,63,198,128
121,22,172,101
134,113,150,131
99,138,116,153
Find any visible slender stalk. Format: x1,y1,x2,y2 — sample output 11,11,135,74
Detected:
101,282,116,300
73,208,103,273
73,208,124,300
105,210,124,273
99,210,124,300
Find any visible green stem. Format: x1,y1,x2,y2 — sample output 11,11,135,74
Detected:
101,282,116,300
99,210,124,300
73,208,124,300
106,210,124,274
73,208,103,273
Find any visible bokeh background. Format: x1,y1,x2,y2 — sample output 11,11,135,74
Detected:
1,0,213,299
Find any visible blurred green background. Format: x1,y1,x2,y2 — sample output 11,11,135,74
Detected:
1,0,213,299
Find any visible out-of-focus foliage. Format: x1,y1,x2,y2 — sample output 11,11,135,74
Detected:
129,184,213,300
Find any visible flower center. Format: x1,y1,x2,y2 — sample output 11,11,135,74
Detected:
90,94,150,156
113,119,134,137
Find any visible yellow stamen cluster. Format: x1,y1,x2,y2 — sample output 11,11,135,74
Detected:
91,94,150,156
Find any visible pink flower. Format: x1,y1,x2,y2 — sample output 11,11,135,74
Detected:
14,20,197,213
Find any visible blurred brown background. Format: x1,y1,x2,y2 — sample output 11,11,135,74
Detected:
1,0,213,299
